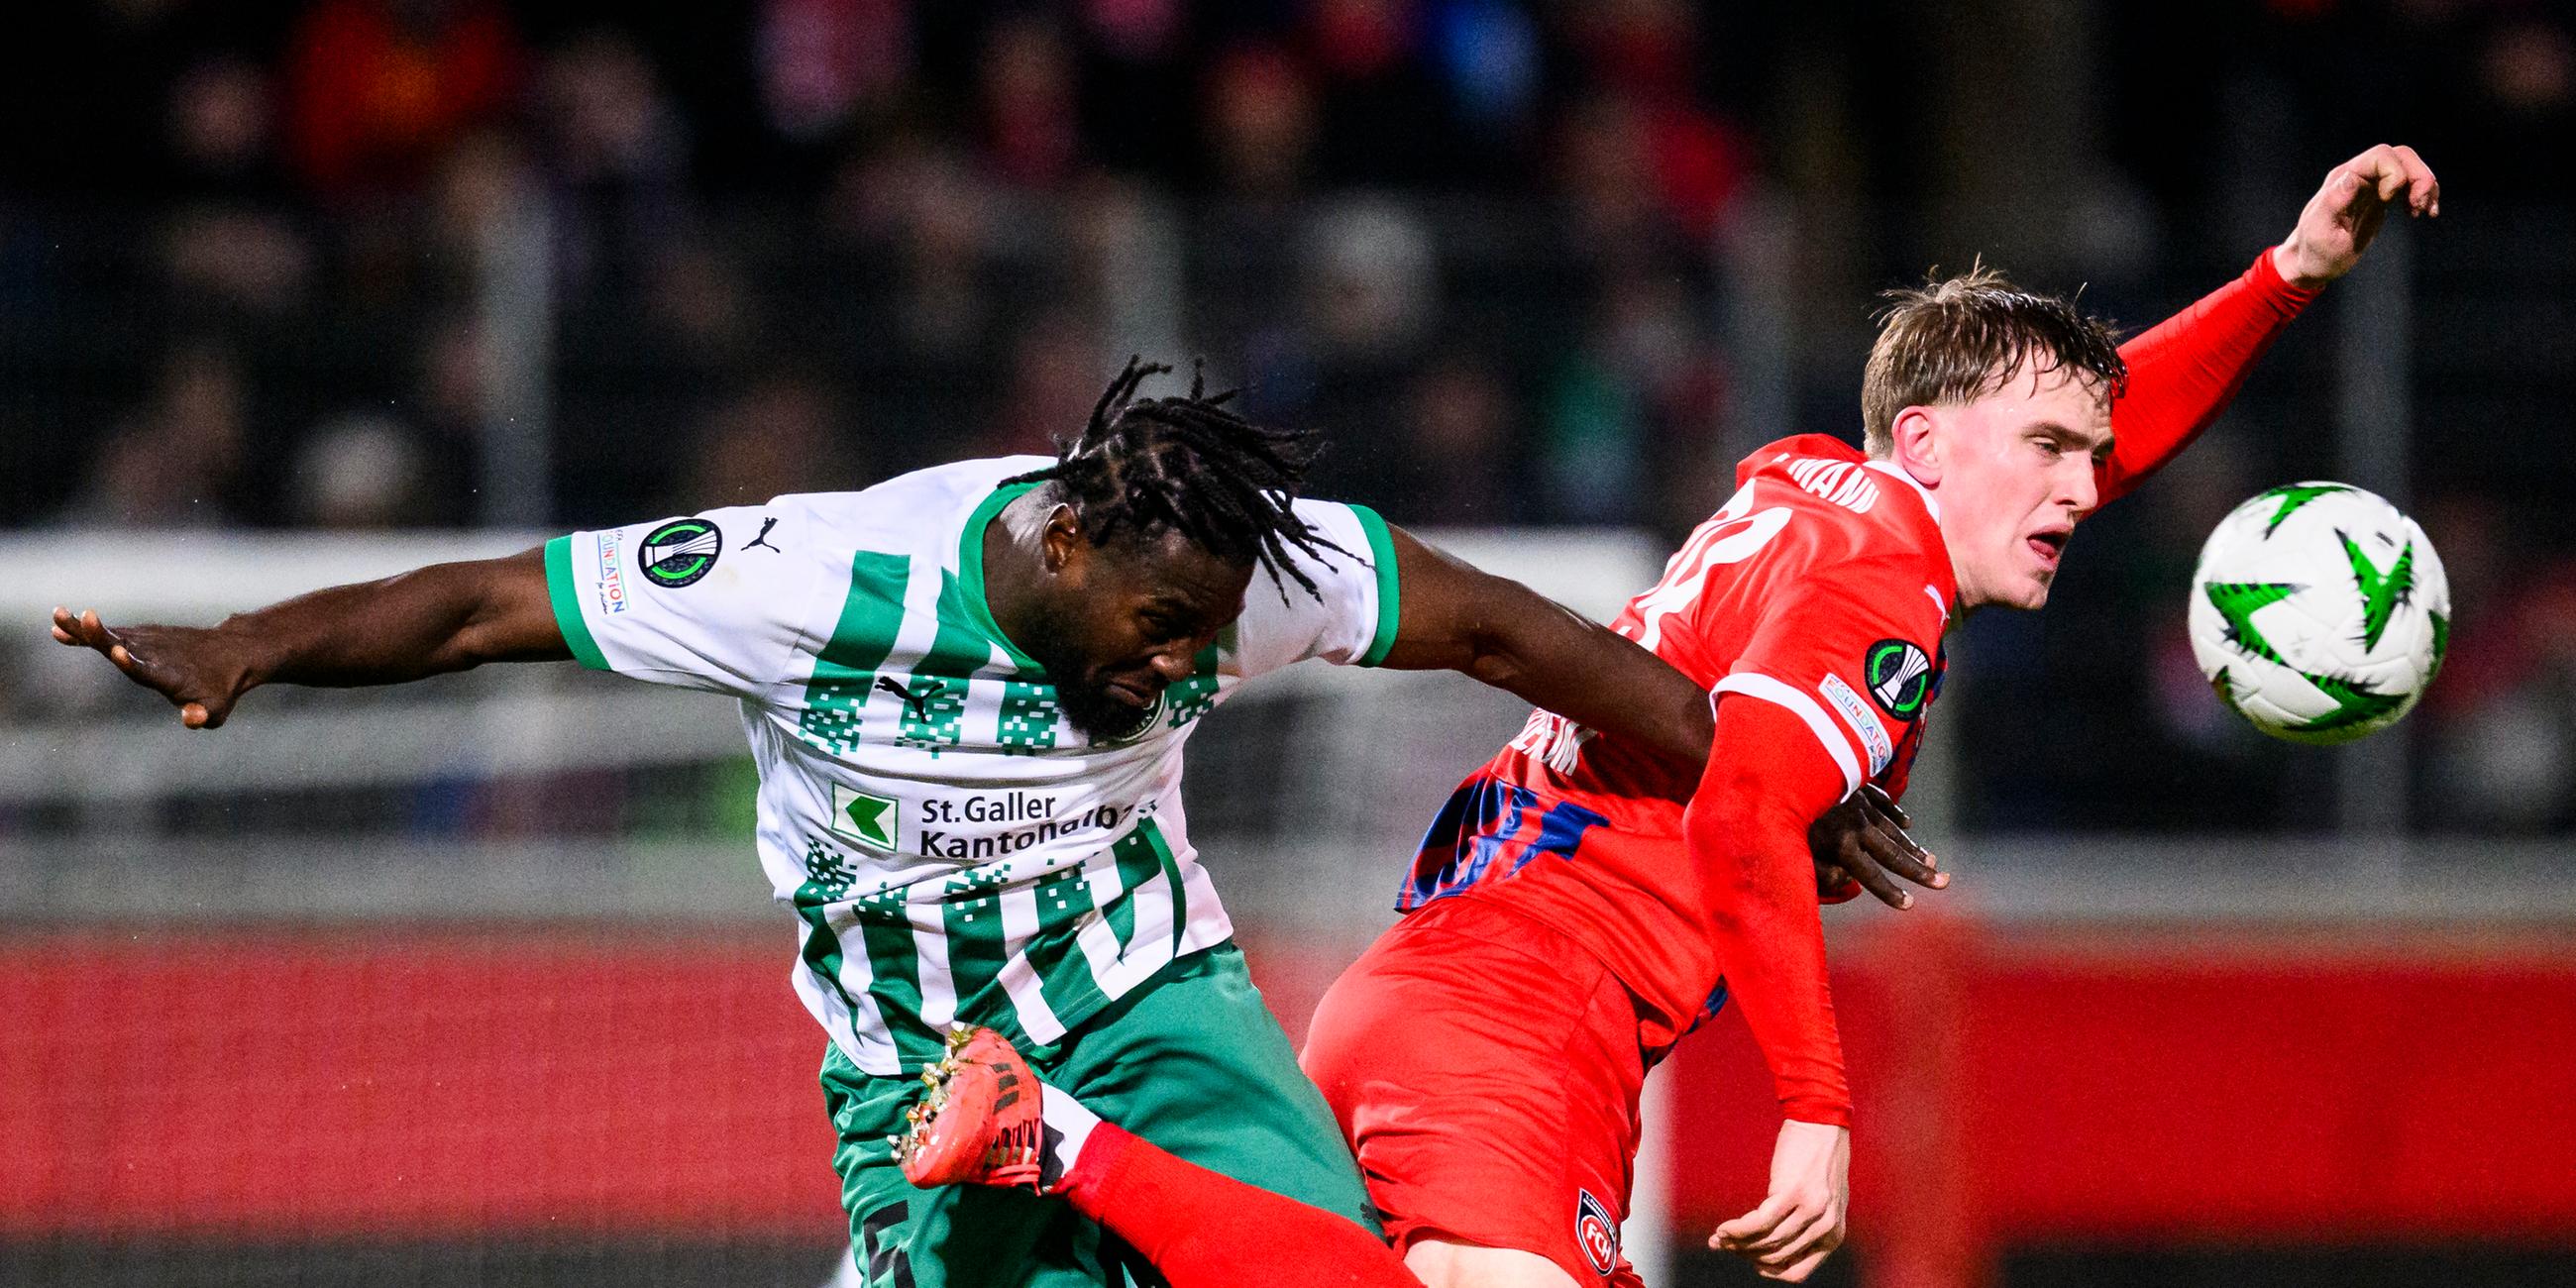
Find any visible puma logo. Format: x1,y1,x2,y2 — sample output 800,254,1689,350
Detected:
875,676,935,722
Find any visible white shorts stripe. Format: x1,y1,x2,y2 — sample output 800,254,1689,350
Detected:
1711,673,1863,800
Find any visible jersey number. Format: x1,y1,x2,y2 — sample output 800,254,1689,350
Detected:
1631,482,1792,653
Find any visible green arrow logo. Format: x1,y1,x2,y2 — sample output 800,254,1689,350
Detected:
2335,530,2415,653
2204,581,2302,666
830,785,899,852
2298,670,2410,736
2256,483,2350,538
2205,572,2436,742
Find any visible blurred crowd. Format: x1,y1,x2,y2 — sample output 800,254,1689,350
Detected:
4,0,1774,536
5,0,2574,834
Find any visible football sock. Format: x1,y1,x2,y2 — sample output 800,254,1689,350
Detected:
1053,1122,1423,1287
1035,1081,1100,1192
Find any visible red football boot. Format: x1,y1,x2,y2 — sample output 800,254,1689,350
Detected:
894,1024,1047,1191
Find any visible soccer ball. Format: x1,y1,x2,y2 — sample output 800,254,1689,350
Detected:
2188,483,2450,744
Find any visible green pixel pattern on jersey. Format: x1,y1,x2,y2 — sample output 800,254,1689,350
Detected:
897,572,1002,751
814,815,1194,1059
1007,819,1180,1032
1162,643,1223,728
780,524,1240,1058
998,679,1062,750
800,551,912,755
545,466,1397,1081
797,836,890,1062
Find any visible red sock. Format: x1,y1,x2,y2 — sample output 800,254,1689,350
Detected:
1053,1123,1422,1287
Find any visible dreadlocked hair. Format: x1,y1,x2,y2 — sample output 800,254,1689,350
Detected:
1004,357,1350,601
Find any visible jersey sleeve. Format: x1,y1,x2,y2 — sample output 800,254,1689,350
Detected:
1687,691,1857,1126
2097,249,2318,505
1687,551,1944,1128
1712,555,1949,800
1226,499,1402,680
542,501,829,697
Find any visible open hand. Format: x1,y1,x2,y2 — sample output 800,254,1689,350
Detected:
1712,1119,1851,1282
1809,783,1947,910
2274,144,2438,288
51,606,253,729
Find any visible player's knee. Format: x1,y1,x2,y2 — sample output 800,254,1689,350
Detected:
1402,1237,1585,1288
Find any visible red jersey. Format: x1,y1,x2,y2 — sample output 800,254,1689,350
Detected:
1398,439,1952,1029
1393,249,2317,1126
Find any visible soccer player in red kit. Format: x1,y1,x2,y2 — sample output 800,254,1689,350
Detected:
885,145,2437,1288
1302,143,2439,1288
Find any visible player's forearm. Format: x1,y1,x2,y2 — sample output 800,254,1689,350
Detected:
1699,811,1853,1126
1688,697,1855,1127
1462,594,1714,770
1375,528,1715,767
2097,250,2320,504
226,552,566,691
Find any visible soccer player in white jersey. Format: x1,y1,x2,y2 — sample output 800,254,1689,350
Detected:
53,360,1933,1288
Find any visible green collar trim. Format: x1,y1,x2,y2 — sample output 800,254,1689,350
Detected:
958,481,1046,673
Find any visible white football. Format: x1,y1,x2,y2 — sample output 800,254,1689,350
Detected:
2188,483,2450,744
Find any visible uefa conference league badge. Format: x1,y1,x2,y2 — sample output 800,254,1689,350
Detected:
639,518,722,589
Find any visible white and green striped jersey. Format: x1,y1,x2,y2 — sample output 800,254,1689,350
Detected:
542,456,1401,1075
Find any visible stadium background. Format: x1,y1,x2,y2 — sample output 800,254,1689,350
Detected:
4,1,2573,1286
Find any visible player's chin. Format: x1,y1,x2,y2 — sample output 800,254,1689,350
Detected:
2005,573,2055,611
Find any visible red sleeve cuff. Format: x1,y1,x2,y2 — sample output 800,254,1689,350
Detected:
2250,246,2321,315
1783,1099,1854,1129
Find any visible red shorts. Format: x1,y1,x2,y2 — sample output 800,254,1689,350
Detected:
1300,895,1664,1287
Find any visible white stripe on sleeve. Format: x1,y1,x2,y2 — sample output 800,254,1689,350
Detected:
1710,673,1863,800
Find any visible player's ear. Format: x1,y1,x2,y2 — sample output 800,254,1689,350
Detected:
1039,505,1086,578
1889,406,1943,488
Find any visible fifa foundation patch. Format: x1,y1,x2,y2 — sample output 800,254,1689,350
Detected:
1864,638,1932,720
590,527,629,614
1817,672,1893,777
640,517,722,589
1574,1189,1620,1277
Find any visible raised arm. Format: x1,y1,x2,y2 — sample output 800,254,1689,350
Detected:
2097,144,2438,504
49,548,566,729
1368,523,1714,770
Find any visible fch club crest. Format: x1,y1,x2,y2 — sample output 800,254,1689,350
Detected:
1574,1189,1619,1276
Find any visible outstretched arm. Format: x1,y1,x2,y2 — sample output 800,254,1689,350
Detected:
2098,143,2439,504
49,549,566,728
1371,523,1716,769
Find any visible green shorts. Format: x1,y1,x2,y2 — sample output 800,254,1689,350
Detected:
820,943,1376,1288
